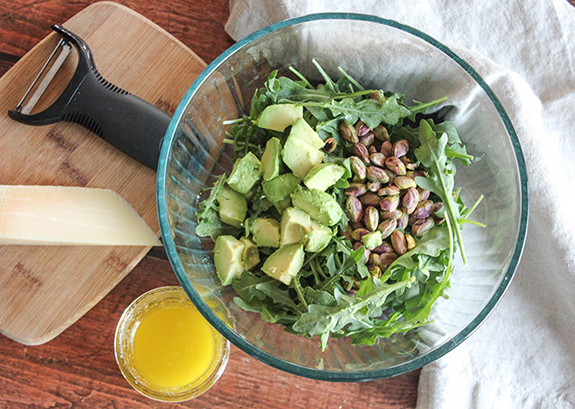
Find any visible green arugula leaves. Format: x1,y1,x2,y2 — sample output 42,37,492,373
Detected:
197,62,482,350
195,175,241,240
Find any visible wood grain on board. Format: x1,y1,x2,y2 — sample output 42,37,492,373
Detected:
0,2,206,345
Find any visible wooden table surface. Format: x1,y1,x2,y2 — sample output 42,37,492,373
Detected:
2,1,573,408
0,1,420,407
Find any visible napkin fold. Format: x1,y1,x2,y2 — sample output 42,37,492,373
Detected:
225,1,575,408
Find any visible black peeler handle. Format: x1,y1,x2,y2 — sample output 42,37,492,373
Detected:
9,25,171,170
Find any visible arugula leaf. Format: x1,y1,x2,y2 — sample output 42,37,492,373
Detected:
347,313,430,346
256,281,300,313
383,226,450,275
196,174,225,216
232,271,274,302
425,119,474,166
414,120,467,265
312,59,337,93
195,175,240,239
275,76,334,103
316,117,341,144
337,66,365,91
292,278,415,350
233,297,268,313
195,208,240,240
406,97,447,121
403,213,455,324
303,287,337,306
427,119,460,144
210,61,482,351
446,144,474,166
244,184,274,236
324,96,412,129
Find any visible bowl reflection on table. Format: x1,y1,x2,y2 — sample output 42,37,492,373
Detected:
156,14,528,381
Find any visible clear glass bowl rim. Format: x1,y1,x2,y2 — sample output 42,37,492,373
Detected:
156,12,529,382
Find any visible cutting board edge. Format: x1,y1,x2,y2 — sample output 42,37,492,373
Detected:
75,1,207,70
0,2,207,345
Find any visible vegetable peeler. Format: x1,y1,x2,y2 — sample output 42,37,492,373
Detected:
8,25,170,170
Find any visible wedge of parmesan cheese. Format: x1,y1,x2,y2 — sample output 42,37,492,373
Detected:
0,185,161,246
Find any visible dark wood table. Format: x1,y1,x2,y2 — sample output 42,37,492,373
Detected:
3,1,572,407
0,2,419,407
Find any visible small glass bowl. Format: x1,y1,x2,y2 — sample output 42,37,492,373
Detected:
114,286,230,402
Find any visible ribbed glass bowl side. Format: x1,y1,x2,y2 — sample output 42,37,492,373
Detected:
157,14,528,381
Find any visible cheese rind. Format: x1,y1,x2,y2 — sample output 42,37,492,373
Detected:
0,185,161,246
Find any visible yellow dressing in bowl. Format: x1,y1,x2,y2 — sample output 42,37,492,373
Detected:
132,304,216,389
115,286,229,402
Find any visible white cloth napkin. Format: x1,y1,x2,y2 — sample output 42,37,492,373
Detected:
225,1,575,408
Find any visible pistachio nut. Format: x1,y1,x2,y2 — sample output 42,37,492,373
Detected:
380,140,393,157
346,288,357,297
378,185,400,196
345,183,368,197
413,170,428,178
397,212,410,229
370,91,382,103
368,265,382,278
411,217,435,236
384,169,397,182
355,121,371,137
371,240,395,254
369,152,386,167
405,234,416,250
351,227,371,241
366,166,390,183
368,145,377,154
432,202,444,213
349,156,367,179
364,206,379,232
367,182,382,192
408,215,417,226
377,218,398,239
379,252,398,267
392,140,409,158
373,125,390,141
394,176,417,190
417,187,430,201
405,170,414,179
381,209,403,220
401,156,412,167
402,187,420,214
368,253,380,266
344,280,354,292
413,200,434,219
349,221,363,231
359,192,382,206
338,121,358,143
406,162,418,170
385,156,406,176
353,143,371,164
353,241,371,263
359,132,375,148
345,196,363,223
391,230,408,255
322,138,337,154
344,224,353,241
379,194,400,212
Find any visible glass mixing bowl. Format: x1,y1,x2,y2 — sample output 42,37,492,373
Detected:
156,14,528,381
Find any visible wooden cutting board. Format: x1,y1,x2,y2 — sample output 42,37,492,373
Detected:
0,1,206,345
